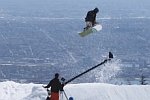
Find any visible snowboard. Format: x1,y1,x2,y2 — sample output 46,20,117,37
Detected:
79,24,102,37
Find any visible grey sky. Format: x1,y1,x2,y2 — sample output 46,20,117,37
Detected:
0,0,149,17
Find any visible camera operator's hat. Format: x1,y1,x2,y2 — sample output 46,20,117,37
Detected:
55,73,59,78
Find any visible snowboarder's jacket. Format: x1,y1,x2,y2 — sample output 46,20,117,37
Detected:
85,8,99,26
45,77,62,93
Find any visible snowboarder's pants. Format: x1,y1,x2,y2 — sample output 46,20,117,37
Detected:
86,21,92,28
50,92,59,100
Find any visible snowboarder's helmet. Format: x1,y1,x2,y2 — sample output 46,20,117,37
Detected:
94,7,99,13
69,97,74,100
55,73,59,78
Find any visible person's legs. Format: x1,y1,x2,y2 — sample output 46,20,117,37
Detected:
86,21,92,27
50,92,59,100
84,21,92,30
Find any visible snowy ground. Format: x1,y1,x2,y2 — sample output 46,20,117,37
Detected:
0,81,150,100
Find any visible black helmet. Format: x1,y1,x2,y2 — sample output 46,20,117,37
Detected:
69,97,74,100
94,7,99,13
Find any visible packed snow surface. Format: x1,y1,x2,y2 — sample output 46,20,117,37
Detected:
0,81,150,100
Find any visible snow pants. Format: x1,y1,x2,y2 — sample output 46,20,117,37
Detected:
86,21,93,28
84,21,93,30
50,92,59,100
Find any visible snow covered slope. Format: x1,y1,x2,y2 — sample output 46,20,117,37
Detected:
0,81,150,100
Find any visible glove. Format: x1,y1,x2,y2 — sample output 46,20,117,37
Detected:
42,85,47,88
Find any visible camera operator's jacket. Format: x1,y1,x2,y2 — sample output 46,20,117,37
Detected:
45,78,61,92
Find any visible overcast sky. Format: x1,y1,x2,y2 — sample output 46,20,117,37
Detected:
0,0,149,9
0,0,149,17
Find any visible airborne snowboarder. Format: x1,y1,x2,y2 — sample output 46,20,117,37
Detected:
79,7,101,37
84,7,99,30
